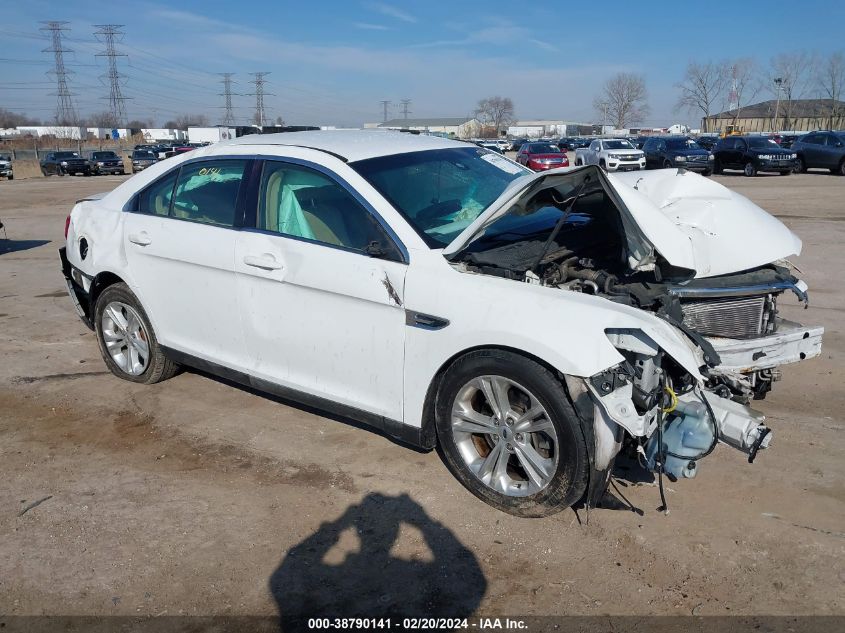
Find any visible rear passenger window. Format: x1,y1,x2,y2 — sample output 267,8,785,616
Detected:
137,170,177,216
258,161,401,260
171,160,247,227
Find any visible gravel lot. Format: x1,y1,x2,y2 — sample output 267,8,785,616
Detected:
1,171,843,622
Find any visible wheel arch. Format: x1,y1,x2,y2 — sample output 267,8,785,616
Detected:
89,270,127,310
419,343,585,451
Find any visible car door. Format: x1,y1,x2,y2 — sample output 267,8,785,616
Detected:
822,134,842,169
234,159,408,422
800,134,822,167
123,158,250,371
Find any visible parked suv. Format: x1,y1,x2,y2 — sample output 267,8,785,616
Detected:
712,136,797,176
791,131,845,175
642,136,713,175
87,150,125,176
40,151,91,176
515,142,569,171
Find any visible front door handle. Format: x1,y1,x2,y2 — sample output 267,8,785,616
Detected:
128,232,151,246
243,254,283,270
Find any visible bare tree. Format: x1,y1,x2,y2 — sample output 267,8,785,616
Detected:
164,113,210,129
724,58,761,128
86,111,117,127
593,73,650,129
0,108,40,128
675,61,727,132
816,51,845,129
126,118,152,130
767,52,815,130
474,96,515,138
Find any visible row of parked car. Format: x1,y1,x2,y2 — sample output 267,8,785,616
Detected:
38,142,205,177
505,130,845,177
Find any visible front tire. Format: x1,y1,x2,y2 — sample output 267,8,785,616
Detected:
435,350,589,517
94,283,179,384
744,161,757,177
838,159,845,176
599,159,607,171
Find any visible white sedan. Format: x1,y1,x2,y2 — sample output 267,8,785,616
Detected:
60,130,823,517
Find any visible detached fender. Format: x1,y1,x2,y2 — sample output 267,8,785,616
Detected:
401,254,704,431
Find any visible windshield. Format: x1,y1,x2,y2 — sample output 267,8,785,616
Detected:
603,140,634,150
92,152,117,159
133,151,156,159
55,151,79,159
747,137,780,149
0,154,11,161
528,143,560,154
666,138,701,150
351,147,528,248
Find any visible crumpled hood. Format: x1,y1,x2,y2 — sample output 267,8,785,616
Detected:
443,166,801,279
609,169,802,277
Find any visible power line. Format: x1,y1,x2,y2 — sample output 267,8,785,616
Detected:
218,73,237,126
93,24,128,128
379,99,391,122
400,98,411,120
40,21,78,126
247,72,274,126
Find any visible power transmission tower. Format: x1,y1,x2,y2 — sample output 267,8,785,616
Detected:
379,100,391,122
400,99,411,120
247,72,274,127
94,24,129,129
40,21,78,126
218,73,237,126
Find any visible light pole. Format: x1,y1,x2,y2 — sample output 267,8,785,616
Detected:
772,77,783,133
600,101,609,134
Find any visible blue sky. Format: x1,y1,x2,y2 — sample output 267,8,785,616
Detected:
2,0,844,127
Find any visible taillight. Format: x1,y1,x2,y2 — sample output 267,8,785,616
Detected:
64,214,71,239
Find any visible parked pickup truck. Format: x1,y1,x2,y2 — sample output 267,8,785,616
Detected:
575,138,645,171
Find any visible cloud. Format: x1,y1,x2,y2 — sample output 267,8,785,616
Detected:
365,2,417,23
353,22,391,31
409,21,558,52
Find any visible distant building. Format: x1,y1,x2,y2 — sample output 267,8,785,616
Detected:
702,99,845,133
377,117,480,138
506,120,594,138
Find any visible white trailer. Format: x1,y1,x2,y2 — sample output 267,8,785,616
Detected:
187,127,237,144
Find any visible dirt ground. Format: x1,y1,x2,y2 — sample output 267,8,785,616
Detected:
0,170,843,623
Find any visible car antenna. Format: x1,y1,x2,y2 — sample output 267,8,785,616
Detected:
529,175,591,276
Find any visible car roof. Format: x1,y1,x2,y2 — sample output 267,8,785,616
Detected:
226,129,464,162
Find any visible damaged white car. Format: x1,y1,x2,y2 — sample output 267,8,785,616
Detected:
60,131,823,517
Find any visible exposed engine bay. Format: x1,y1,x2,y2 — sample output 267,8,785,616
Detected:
449,167,823,503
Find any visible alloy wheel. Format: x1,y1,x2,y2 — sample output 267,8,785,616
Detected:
100,301,150,376
450,375,559,497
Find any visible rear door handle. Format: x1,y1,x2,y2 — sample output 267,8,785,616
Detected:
243,254,283,270
128,232,151,246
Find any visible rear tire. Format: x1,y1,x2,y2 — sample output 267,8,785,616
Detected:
435,349,589,518
713,159,722,174
94,283,179,385
779,170,791,176
838,159,845,176
663,159,673,169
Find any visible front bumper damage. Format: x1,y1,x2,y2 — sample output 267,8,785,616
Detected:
579,312,823,510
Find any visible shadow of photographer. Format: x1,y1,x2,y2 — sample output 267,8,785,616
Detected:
269,492,486,630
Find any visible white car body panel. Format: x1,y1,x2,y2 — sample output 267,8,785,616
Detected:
234,229,408,421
